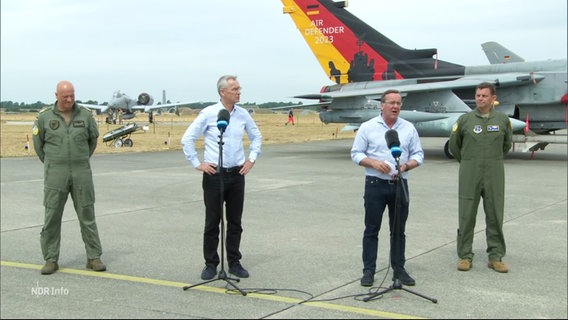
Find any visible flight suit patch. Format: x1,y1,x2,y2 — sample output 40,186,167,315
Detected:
49,120,60,130
452,123,458,132
487,125,500,132
32,125,39,135
73,120,85,128
473,125,482,134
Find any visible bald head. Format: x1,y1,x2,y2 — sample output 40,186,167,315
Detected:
56,80,74,93
55,80,75,113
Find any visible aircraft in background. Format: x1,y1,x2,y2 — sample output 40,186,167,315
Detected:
79,90,189,124
481,41,525,65
281,0,567,157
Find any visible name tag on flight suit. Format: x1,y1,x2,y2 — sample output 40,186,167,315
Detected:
73,121,85,128
487,125,500,132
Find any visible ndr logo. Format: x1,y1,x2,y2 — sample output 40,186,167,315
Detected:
31,282,69,296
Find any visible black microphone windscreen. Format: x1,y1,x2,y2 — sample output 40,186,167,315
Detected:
217,109,230,122
217,109,230,130
385,129,400,149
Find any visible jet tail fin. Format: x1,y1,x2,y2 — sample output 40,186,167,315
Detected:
281,0,464,84
481,41,525,64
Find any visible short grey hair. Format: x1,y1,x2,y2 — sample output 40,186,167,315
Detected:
217,75,237,95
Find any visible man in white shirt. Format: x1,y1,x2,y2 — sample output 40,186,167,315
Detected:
181,75,262,280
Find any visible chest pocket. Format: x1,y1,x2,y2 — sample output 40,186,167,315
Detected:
44,123,64,145
468,123,504,145
72,126,90,154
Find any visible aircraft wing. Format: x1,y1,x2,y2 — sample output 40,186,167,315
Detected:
79,101,190,113
294,73,544,101
293,74,542,130
77,103,109,113
131,101,192,113
271,102,330,112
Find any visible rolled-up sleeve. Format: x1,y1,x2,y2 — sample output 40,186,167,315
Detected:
181,112,208,168
351,127,369,165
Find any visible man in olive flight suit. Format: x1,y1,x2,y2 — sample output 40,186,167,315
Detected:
33,80,106,275
449,82,513,274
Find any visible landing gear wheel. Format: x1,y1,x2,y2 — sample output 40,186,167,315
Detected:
114,139,123,148
123,138,133,147
444,140,454,159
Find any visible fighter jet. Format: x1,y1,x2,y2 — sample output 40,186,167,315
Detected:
281,0,567,157
79,90,189,124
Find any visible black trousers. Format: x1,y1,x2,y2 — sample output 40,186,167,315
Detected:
362,176,409,273
202,169,245,267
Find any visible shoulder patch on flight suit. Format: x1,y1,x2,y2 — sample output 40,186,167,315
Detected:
32,125,39,135
452,123,458,132
487,125,500,132
39,107,50,114
473,125,482,134
49,120,60,130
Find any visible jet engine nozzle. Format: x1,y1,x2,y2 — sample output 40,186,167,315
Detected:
137,93,154,105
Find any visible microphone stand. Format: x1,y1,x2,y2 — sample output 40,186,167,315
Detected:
183,128,247,296
364,156,437,304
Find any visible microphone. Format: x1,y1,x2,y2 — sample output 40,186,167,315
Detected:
217,109,230,132
385,129,401,159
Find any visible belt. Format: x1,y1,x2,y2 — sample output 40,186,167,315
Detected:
217,166,242,173
365,176,401,185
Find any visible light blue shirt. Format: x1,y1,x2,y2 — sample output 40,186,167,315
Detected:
181,102,262,168
351,115,424,180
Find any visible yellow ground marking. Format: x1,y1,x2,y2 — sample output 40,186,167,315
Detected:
2,260,423,319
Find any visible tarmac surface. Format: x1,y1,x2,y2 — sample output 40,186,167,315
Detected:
1,137,567,319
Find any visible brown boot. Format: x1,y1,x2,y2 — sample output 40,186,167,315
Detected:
86,258,107,272
41,261,59,275
488,260,508,273
457,259,472,271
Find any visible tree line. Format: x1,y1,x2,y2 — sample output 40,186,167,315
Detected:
0,100,304,112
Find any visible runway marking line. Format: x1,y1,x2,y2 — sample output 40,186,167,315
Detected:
1,260,423,319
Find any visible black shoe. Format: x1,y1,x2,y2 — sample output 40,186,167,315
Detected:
201,265,217,280
360,270,374,287
229,262,249,278
393,269,416,286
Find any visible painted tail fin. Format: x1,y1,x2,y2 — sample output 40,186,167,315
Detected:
481,41,525,64
282,0,464,84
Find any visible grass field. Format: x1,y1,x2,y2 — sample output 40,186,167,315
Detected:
0,109,357,158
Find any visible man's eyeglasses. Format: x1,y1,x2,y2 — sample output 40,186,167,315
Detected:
383,101,402,106
226,87,242,93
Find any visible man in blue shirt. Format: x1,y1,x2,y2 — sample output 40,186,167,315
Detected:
351,89,424,287
181,75,262,280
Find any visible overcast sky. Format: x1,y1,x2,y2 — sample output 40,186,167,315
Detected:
1,0,566,105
